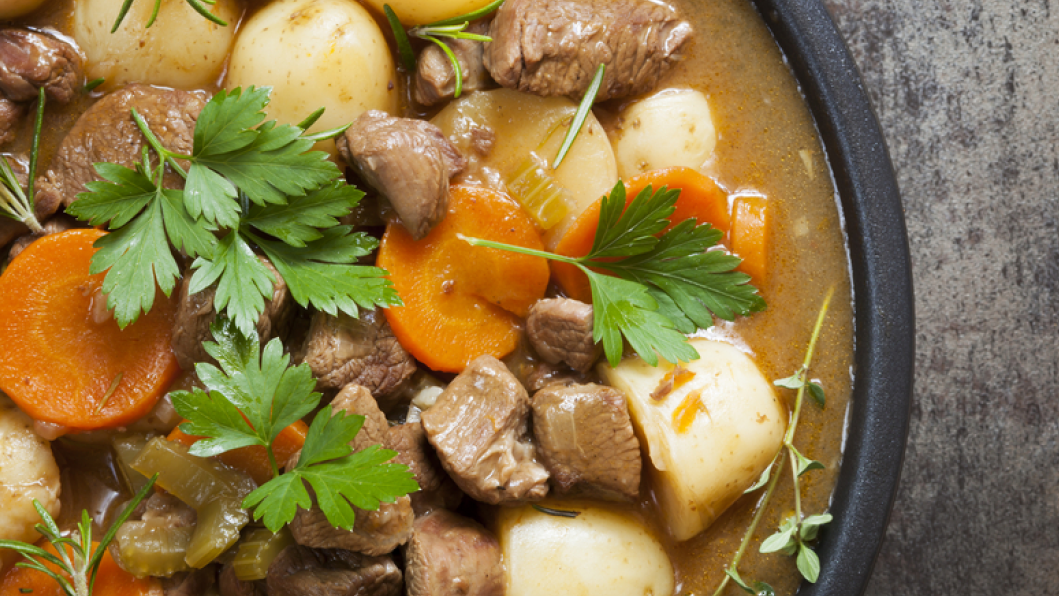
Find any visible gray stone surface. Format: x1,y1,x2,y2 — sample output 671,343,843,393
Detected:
820,0,1059,593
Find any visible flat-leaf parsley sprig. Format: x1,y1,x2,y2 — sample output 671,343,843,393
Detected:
462,182,766,366
68,87,401,334
170,318,419,533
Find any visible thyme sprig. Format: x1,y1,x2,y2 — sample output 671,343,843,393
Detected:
0,475,157,596
0,88,45,235
111,0,227,33
713,288,834,595
552,63,605,170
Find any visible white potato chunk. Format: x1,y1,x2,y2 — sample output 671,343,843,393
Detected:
613,89,717,179
361,0,498,26
0,0,47,19
73,0,240,90
227,0,396,151
0,407,61,570
432,89,618,249
600,338,785,541
498,502,674,596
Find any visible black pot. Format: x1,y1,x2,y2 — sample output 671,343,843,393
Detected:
747,0,916,593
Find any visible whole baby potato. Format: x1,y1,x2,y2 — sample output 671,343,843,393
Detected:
226,0,396,146
73,0,240,90
0,0,48,19
360,0,498,26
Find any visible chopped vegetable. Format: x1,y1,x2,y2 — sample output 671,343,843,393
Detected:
232,527,294,582
730,195,769,284
168,419,309,486
184,497,248,568
111,435,151,494
111,521,192,578
505,157,569,230
0,229,181,430
377,185,550,372
130,438,256,511
0,543,160,596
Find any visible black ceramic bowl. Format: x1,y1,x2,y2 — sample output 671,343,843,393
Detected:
743,0,915,594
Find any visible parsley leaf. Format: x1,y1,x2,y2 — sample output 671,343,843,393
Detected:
188,232,278,337
243,181,365,248
171,320,418,533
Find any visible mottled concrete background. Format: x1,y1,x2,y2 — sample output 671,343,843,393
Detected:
818,0,1059,593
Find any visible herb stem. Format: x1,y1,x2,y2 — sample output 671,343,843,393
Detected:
26,88,45,206
553,63,605,170
782,287,833,445
458,234,582,265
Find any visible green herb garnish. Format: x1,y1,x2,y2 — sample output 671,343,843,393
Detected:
713,289,834,593
67,87,400,333
83,78,105,93
552,63,605,170
532,505,582,518
0,475,158,596
384,0,503,99
111,0,227,33
462,182,765,366
171,318,420,533
0,88,45,235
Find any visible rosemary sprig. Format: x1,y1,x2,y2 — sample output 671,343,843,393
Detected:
384,1,504,99
0,475,157,596
713,288,834,595
111,0,228,33
552,63,605,170
0,88,46,235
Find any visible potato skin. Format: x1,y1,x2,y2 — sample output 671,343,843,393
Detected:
613,88,718,178
73,0,240,90
226,0,396,150
360,0,498,26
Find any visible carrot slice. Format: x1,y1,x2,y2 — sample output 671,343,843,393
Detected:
0,229,180,430
377,185,550,372
730,195,769,284
168,419,309,485
0,542,161,596
553,167,731,302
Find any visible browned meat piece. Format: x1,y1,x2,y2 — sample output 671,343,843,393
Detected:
414,19,493,106
404,510,503,596
388,421,463,516
484,0,692,102
0,154,61,247
163,566,217,596
521,360,589,392
531,382,641,501
289,386,415,555
35,85,206,210
219,564,268,596
526,298,601,373
421,355,549,504
0,29,83,103
267,545,403,596
337,111,465,240
298,309,417,405
171,258,292,371
141,491,198,528
7,214,76,260
0,98,22,145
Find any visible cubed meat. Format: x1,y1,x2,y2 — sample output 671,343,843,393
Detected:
298,309,417,406
531,382,641,501
388,421,463,516
526,298,600,373
170,258,292,371
0,28,83,103
331,383,389,452
404,510,504,596
484,0,692,102
162,566,217,596
0,97,22,145
267,545,403,596
421,355,549,504
219,564,267,596
337,111,466,240
414,19,493,107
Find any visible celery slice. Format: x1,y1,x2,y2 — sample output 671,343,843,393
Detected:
232,526,295,581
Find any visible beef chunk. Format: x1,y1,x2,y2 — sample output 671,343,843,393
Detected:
289,386,414,556
0,29,83,104
163,566,217,596
414,19,493,106
219,565,267,596
337,111,465,240
526,298,600,373
405,510,503,596
35,85,206,210
388,421,463,516
7,214,76,260
141,491,198,529
171,258,291,371
268,546,402,596
298,309,417,404
531,383,641,501
421,355,549,504
0,98,22,145
484,0,692,101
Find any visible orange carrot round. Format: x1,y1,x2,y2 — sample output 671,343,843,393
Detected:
377,185,550,372
0,542,161,596
0,229,180,430
168,419,309,485
553,167,731,302
730,195,769,284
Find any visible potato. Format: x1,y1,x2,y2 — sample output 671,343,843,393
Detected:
0,408,61,571
431,89,618,249
73,0,240,90
599,338,786,541
497,502,674,596
359,0,497,26
0,0,47,19
226,0,396,149
613,88,718,178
